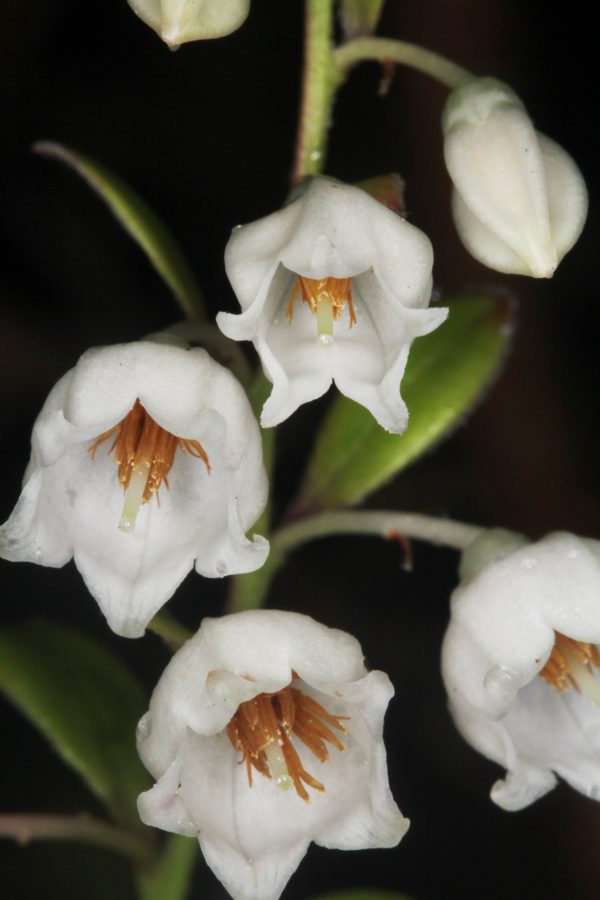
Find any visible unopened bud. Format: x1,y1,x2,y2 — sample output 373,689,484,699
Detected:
128,0,250,48
443,77,588,278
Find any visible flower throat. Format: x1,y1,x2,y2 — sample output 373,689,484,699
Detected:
227,681,348,802
286,276,356,346
540,632,600,707
89,399,210,533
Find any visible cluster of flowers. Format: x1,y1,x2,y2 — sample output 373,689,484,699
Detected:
1,75,593,900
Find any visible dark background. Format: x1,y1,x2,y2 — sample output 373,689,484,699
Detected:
1,1,599,898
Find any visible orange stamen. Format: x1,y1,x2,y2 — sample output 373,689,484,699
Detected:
539,632,600,694
286,276,356,328
89,398,210,506
226,679,349,802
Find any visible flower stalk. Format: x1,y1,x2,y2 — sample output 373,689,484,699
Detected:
273,510,485,555
333,37,471,89
227,510,484,615
147,610,193,650
0,813,155,867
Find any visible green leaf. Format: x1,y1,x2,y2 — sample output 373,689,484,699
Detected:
136,834,197,900
0,618,150,826
339,0,386,39
308,891,416,900
34,141,205,320
298,294,513,511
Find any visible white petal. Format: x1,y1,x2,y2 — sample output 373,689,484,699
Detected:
127,0,250,46
451,188,535,275
538,132,588,260
182,731,310,900
137,749,197,837
138,610,368,773
443,77,587,277
450,532,600,684
333,279,447,433
0,469,72,568
314,672,408,849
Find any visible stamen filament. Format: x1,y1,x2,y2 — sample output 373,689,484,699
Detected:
226,681,348,801
540,632,600,708
90,399,210,534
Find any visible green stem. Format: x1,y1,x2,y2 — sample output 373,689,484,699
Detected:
334,37,472,89
273,510,485,555
0,813,154,867
292,0,340,182
147,611,192,650
136,834,197,900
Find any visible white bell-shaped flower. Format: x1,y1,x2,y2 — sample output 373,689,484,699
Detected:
442,530,600,811
443,77,588,277
217,176,447,433
137,609,407,900
0,340,268,638
127,0,250,48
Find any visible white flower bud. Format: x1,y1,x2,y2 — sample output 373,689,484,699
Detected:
443,77,588,277
127,0,250,48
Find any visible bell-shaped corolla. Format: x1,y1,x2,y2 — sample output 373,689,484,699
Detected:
0,340,269,637
217,176,447,433
137,609,408,900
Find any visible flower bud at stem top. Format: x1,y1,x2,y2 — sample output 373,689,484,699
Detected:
443,77,588,278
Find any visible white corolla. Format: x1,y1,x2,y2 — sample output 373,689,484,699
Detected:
0,340,268,637
137,609,407,900
217,176,447,433
442,529,600,810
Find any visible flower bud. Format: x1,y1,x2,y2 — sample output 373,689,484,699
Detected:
443,77,588,277
127,0,250,48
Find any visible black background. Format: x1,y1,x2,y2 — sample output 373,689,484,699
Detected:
1,1,599,898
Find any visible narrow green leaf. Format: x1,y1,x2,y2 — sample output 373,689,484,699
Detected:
308,891,416,900
34,141,205,320
298,294,513,511
0,618,150,826
136,834,197,900
339,0,386,39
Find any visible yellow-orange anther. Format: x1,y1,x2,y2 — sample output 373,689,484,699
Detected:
540,632,600,694
286,276,357,328
226,680,348,802
89,398,210,506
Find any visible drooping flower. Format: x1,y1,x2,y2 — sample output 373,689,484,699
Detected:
217,176,447,433
137,609,407,900
442,529,600,810
443,77,588,277
127,0,250,49
0,340,268,638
